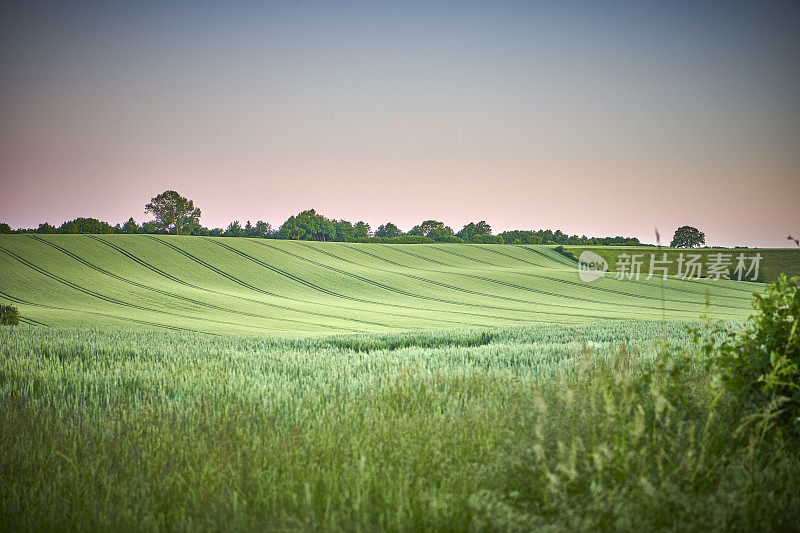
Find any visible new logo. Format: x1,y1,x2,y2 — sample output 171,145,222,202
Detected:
578,251,608,282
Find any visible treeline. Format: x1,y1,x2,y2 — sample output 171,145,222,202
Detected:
0,209,642,246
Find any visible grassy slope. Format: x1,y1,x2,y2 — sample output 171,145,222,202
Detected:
0,235,774,335
566,245,800,282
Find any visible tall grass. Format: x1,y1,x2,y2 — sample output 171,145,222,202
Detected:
2,322,797,530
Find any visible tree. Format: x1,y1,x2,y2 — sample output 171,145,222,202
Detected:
353,221,371,240
188,223,209,236
58,218,114,234
497,231,543,244
224,221,245,237
144,190,201,235
277,209,335,241
0,223,12,234
408,220,452,239
36,223,56,234
277,215,303,240
244,220,272,238
255,221,272,238
140,221,166,234
122,217,139,234
375,223,402,238
457,221,492,242
0,303,19,326
670,226,705,248
427,226,456,242
334,220,355,242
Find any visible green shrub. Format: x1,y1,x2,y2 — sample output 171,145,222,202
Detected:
0,303,19,326
554,245,577,261
715,274,800,439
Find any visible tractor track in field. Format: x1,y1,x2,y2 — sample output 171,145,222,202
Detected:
300,243,745,318
456,245,556,268
29,236,384,331
520,246,578,268
258,241,553,310
496,244,760,299
214,238,584,321
256,241,642,321
18,316,48,326
152,236,496,328
2,235,761,331
0,288,212,334
89,236,482,329
434,246,510,267
291,241,750,308
354,243,751,309
388,246,455,267
395,243,565,271
85,234,203,289
0,247,350,334
209,238,553,323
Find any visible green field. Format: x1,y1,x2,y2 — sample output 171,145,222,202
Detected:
2,236,799,530
0,235,781,335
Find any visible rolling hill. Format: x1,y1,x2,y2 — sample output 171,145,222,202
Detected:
0,234,783,335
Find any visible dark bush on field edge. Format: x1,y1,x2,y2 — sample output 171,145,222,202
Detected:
554,245,577,261
0,304,19,326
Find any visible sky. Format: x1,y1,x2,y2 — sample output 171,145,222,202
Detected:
1,0,798,247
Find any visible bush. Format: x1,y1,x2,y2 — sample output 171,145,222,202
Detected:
466,234,503,244
554,245,577,261
715,274,800,439
0,304,19,326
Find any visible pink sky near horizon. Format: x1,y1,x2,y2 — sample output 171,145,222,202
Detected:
1,1,799,247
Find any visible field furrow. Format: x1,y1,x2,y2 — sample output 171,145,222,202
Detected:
1,235,784,334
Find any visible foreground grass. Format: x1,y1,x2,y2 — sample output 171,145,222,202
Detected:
2,322,798,531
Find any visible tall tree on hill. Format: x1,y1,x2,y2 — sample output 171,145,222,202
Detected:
457,221,492,242
334,220,355,241
670,226,705,248
225,221,245,237
375,222,402,238
277,209,336,241
247,220,272,238
58,218,114,234
353,221,371,240
408,220,446,237
121,218,139,234
144,190,201,235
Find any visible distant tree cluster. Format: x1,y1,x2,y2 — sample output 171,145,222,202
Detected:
276,209,370,242
0,189,650,246
1,217,117,235
496,229,641,246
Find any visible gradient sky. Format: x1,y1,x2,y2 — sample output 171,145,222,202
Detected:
1,0,798,246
